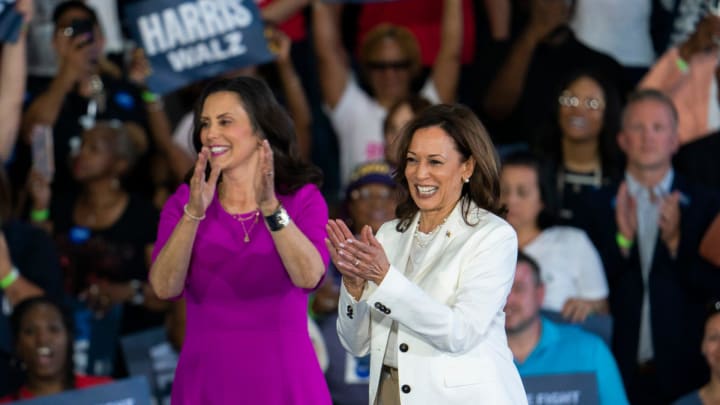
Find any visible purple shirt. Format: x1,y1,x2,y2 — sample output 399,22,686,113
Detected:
152,183,331,404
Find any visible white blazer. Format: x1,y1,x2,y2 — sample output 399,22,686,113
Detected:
337,201,527,404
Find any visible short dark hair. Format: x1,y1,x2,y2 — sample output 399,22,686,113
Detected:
393,104,504,231
191,76,322,194
622,89,679,131
501,150,558,229
52,1,99,28
517,251,542,286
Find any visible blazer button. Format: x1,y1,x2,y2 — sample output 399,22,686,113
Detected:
399,343,408,352
374,302,383,310
385,308,391,314
401,385,411,393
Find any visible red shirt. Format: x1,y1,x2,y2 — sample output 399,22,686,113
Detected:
256,0,307,42
0,375,112,402
357,0,476,65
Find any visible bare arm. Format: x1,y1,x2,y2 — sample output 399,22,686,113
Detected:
0,233,43,306
0,36,27,162
128,48,193,182
311,1,349,108
432,0,463,103
484,0,511,40
482,31,541,120
0,0,33,161
272,29,312,160
261,0,311,25
150,149,220,299
258,141,324,288
483,0,567,120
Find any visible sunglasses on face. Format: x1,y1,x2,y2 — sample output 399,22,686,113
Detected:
366,60,412,71
558,91,605,110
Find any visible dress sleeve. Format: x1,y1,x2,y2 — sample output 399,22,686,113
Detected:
285,184,330,290
151,184,189,263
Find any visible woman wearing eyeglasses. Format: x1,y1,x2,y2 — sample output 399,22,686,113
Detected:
311,0,462,188
535,71,624,223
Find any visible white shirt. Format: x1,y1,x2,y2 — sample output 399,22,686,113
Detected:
523,226,609,312
570,0,656,67
326,76,440,189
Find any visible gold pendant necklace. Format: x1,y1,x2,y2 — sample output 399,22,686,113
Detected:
232,211,260,243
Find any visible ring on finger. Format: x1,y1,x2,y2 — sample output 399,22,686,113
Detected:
354,259,360,267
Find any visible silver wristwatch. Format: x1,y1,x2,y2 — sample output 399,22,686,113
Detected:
264,205,291,232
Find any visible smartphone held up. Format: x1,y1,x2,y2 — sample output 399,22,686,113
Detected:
30,125,54,183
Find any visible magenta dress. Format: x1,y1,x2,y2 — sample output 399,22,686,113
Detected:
152,183,331,404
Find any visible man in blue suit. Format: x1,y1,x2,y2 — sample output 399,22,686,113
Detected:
575,89,720,404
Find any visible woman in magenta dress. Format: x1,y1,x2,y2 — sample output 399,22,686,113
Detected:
150,77,331,404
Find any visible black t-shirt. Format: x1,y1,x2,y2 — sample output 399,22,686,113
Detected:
51,193,161,333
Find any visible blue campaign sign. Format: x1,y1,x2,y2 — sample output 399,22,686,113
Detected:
121,327,178,405
123,0,275,95
522,373,599,405
13,376,152,405
0,0,24,43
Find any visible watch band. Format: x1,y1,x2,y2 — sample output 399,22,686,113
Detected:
264,204,291,232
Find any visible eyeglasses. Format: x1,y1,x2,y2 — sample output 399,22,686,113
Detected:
558,91,605,111
366,60,412,71
350,188,395,202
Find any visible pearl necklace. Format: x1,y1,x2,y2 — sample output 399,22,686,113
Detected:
413,215,449,248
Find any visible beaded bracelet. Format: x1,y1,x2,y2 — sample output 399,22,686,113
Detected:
183,204,206,221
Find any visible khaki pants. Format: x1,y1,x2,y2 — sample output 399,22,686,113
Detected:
375,366,400,405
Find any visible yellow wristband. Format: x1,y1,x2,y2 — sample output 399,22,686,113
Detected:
616,232,634,249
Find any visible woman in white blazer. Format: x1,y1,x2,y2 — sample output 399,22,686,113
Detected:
326,104,527,405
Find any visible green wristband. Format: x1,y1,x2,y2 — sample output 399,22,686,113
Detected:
141,90,159,103
30,208,49,222
0,268,19,289
676,57,689,74
616,232,634,250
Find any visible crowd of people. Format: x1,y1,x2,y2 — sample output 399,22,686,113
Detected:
0,0,719,404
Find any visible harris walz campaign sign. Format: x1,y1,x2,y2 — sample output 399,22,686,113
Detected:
123,0,274,95
0,0,24,43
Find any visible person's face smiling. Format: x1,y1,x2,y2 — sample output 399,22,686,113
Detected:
16,303,69,382
199,91,261,172
404,126,474,219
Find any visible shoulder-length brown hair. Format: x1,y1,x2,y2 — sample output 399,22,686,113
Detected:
393,104,504,232
189,76,322,194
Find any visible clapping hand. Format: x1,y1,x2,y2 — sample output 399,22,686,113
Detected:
255,139,278,214
658,191,681,256
326,221,390,288
186,147,221,219
615,182,637,254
